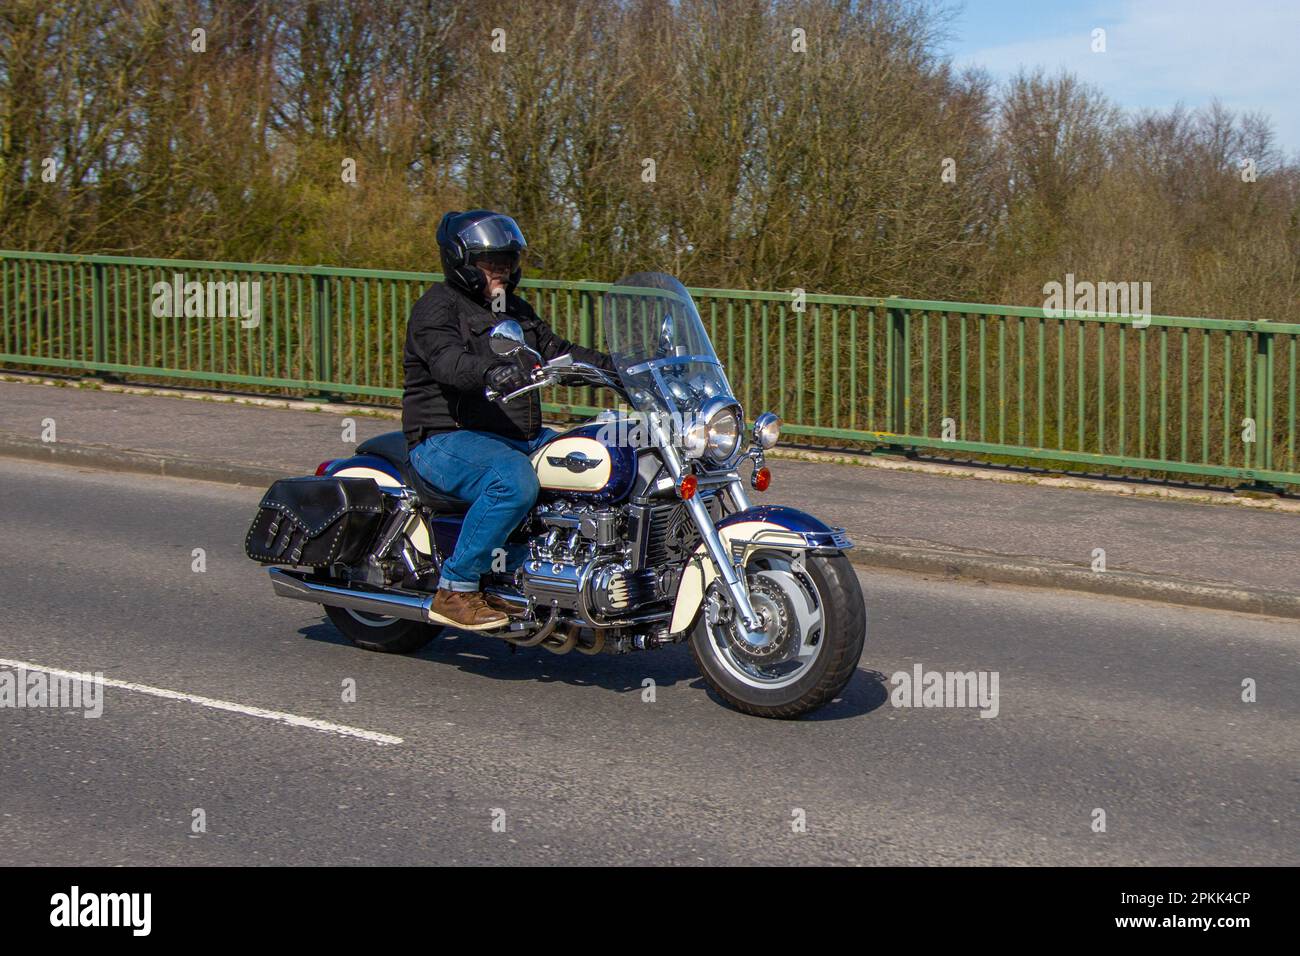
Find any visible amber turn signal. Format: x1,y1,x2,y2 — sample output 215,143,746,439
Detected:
751,466,771,492
677,474,698,499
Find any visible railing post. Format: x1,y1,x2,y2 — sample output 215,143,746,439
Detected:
883,301,908,454
1240,326,1280,493
91,261,106,370
310,269,334,401
582,288,595,410
86,260,123,383
1259,328,1273,471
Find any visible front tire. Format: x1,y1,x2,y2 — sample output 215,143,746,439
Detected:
689,551,865,718
324,604,442,654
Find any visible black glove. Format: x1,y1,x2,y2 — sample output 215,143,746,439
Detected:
485,362,527,395
557,351,615,386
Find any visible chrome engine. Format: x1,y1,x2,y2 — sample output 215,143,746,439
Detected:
516,499,664,624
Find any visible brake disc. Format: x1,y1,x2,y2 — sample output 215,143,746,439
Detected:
718,575,796,664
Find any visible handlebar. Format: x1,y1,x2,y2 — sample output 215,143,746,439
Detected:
485,356,622,403
485,376,550,403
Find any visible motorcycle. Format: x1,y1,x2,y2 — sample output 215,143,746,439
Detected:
245,272,866,717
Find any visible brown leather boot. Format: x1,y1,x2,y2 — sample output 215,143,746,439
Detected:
427,589,508,630
483,591,528,617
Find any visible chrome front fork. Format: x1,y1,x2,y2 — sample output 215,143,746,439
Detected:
727,475,754,513
647,413,768,646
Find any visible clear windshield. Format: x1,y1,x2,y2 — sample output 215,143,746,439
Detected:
602,272,733,418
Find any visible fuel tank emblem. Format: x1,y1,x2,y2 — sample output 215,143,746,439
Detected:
546,450,603,474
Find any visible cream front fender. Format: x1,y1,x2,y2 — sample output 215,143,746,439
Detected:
668,521,808,635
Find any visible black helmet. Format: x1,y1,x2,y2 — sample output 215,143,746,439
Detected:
436,209,527,298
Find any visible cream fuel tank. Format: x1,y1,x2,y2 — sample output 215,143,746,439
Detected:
529,420,639,501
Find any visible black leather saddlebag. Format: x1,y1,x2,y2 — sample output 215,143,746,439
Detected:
245,477,386,567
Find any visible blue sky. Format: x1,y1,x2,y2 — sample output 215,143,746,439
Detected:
942,0,1300,157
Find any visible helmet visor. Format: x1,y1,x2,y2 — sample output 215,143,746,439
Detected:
469,250,521,269
458,214,527,255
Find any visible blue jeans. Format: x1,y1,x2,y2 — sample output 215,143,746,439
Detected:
408,427,557,592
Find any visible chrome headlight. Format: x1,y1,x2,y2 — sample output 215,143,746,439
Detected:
706,414,740,461
680,396,743,464
681,420,709,458
753,412,781,449
701,398,742,464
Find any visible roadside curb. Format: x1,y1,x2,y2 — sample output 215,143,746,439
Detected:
767,447,1300,513
0,432,284,488
843,540,1300,620
3,430,1296,620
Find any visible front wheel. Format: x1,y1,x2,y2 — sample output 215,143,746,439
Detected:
324,604,442,654
689,550,865,719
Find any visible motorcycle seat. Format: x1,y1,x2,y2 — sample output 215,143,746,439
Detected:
356,431,470,515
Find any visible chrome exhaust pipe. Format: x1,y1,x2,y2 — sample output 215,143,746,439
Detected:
576,629,606,655
541,622,582,655
268,567,432,622
270,569,593,650
507,606,561,647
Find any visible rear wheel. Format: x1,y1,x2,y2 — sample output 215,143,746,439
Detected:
324,604,442,654
689,550,865,718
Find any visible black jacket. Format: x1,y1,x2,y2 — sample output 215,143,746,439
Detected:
402,282,615,447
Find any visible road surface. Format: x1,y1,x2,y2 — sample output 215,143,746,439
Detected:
0,458,1294,865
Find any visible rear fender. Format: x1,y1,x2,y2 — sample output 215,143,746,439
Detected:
322,455,433,556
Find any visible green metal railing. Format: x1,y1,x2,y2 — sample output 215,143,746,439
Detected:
2,249,1298,488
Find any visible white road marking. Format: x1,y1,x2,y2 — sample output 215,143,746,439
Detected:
0,657,403,746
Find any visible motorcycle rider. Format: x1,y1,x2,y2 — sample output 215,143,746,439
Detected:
403,210,615,630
